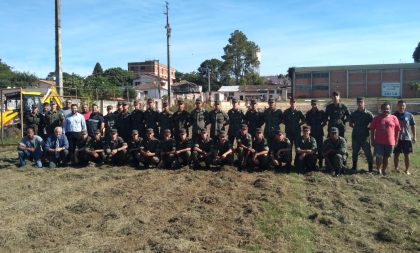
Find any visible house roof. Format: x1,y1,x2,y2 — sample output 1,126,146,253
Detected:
294,63,420,72
239,85,287,92
218,86,240,92
262,75,291,86
135,82,167,90
38,80,56,86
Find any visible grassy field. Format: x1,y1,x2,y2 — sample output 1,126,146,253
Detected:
0,117,419,252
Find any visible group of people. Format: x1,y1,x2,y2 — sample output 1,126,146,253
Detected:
18,92,416,176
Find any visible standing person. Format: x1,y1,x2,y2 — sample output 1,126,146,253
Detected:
44,101,64,136
305,99,326,168
269,131,292,171
172,99,190,141
192,129,213,170
190,98,209,143
212,131,234,168
104,105,117,140
235,124,253,169
370,102,400,176
282,97,306,149
159,129,177,169
295,126,318,172
62,99,73,119
323,127,348,176
348,97,374,172
45,127,69,168
227,98,245,145
245,99,263,138
17,127,44,168
105,129,128,165
24,104,42,135
87,104,104,138
115,102,131,142
144,98,160,136
130,100,145,139
39,102,50,139
64,104,87,164
393,100,415,175
81,103,91,122
209,100,229,139
175,129,193,168
249,128,269,171
158,101,173,139
139,128,161,168
263,98,282,143
325,91,350,138
114,101,123,115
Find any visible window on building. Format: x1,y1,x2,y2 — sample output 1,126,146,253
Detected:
296,73,311,79
312,84,329,90
312,72,329,78
295,85,312,90
140,66,146,71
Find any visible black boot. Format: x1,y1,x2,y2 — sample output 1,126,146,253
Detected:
368,163,373,172
351,161,357,172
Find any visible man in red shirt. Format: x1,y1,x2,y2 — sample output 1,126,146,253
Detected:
370,102,401,176
81,103,92,121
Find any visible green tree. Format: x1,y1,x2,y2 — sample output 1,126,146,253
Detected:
92,62,104,76
11,71,38,87
240,72,265,86
174,71,205,87
409,81,420,96
198,59,226,91
0,59,14,87
413,42,420,63
222,30,260,85
63,72,85,96
102,67,134,86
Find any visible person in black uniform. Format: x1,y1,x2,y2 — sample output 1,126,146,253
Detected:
115,102,131,142
159,101,173,140
130,100,145,139
172,99,190,141
244,99,263,138
305,99,326,168
325,91,350,138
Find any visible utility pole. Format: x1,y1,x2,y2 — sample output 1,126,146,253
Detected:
164,1,171,106
55,0,63,97
207,67,211,102
157,59,161,99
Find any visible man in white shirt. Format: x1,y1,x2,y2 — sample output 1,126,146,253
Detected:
64,104,87,164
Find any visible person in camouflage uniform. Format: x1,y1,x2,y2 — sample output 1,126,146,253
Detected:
305,99,326,168
38,102,50,139
323,127,348,176
244,99,263,138
212,131,234,167
74,129,92,166
24,104,42,134
190,98,209,143
144,98,160,136
104,105,117,140
139,128,161,168
105,129,128,165
263,98,282,142
175,129,192,168
130,100,145,139
269,130,292,170
127,130,143,167
192,129,213,170
86,129,107,166
159,101,173,140
44,101,64,136
227,98,244,145
249,128,269,171
209,100,229,139
172,99,190,141
325,91,350,138
115,102,131,142
235,124,253,169
282,97,305,149
295,126,318,172
348,97,373,172
159,129,177,169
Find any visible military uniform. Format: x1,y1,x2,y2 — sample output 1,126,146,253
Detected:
24,111,42,134
269,137,292,169
159,111,173,139
115,111,131,142
250,137,269,169
236,131,253,167
295,136,318,171
212,138,234,166
322,133,348,175
209,109,229,139
244,108,263,138
104,113,117,139
86,135,107,165
106,136,127,165
190,108,209,143
282,108,305,148
349,107,373,171
144,108,160,136
130,109,145,138
160,137,176,169
305,106,326,167
325,103,350,138
176,137,193,167
139,137,161,168
192,136,213,169
75,135,92,165
227,107,244,144
263,107,282,141
44,110,64,136
127,137,143,165
172,110,190,140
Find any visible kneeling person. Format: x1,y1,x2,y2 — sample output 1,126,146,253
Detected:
192,129,213,169
159,129,176,169
45,127,69,168
175,129,192,167
212,131,234,167
86,129,107,166
269,131,292,170
323,127,348,176
139,128,160,168
74,129,92,166
127,130,143,166
249,128,269,170
236,124,253,168
106,129,128,165
295,126,318,172
17,127,44,168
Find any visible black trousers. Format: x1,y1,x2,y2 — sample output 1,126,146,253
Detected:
66,132,82,162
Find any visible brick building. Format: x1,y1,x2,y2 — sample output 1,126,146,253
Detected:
291,63,420,98
128,60,176,85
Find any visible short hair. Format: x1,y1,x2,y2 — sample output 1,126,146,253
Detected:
381,102,391,110
26,126,35,133
397,100,406,104
302,125,311,131
71,104,78,108
54,126,63,133
92,103,98,107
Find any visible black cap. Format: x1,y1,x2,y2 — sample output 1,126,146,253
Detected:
177,99,184,104
289,97,296,102
268,98,274,103
131,130,139,135
329,127,339,133
274,130,281,135
163,129,171,134
122,101,128,106
195,98,202,103
256,128,263,133
214,100,220,105
147,98,153,103
332,91,340,96
311,99,318,104
32,104,38,109
111,129,118,134
232,98,238,103
200,128,208,133
357,97,364,102
117,101,123,106
179,128,187,134
250,99,256,104
162,101,168,106
241,124,248,129
146,128,154,133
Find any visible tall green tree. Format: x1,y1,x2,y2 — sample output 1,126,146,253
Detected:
11,71,38,87
0,59,14,87
92,62,104,76
413,42,420,63
197,59,225,91
102,67,134,86
222,30,260,85
240,72,265,86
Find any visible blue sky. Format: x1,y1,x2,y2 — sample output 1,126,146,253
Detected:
0,0,419,78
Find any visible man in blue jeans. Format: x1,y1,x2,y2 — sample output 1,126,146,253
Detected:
17,127,44,168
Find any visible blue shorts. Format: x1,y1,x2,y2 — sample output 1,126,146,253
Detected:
393,140,413,154
374,144,393,157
